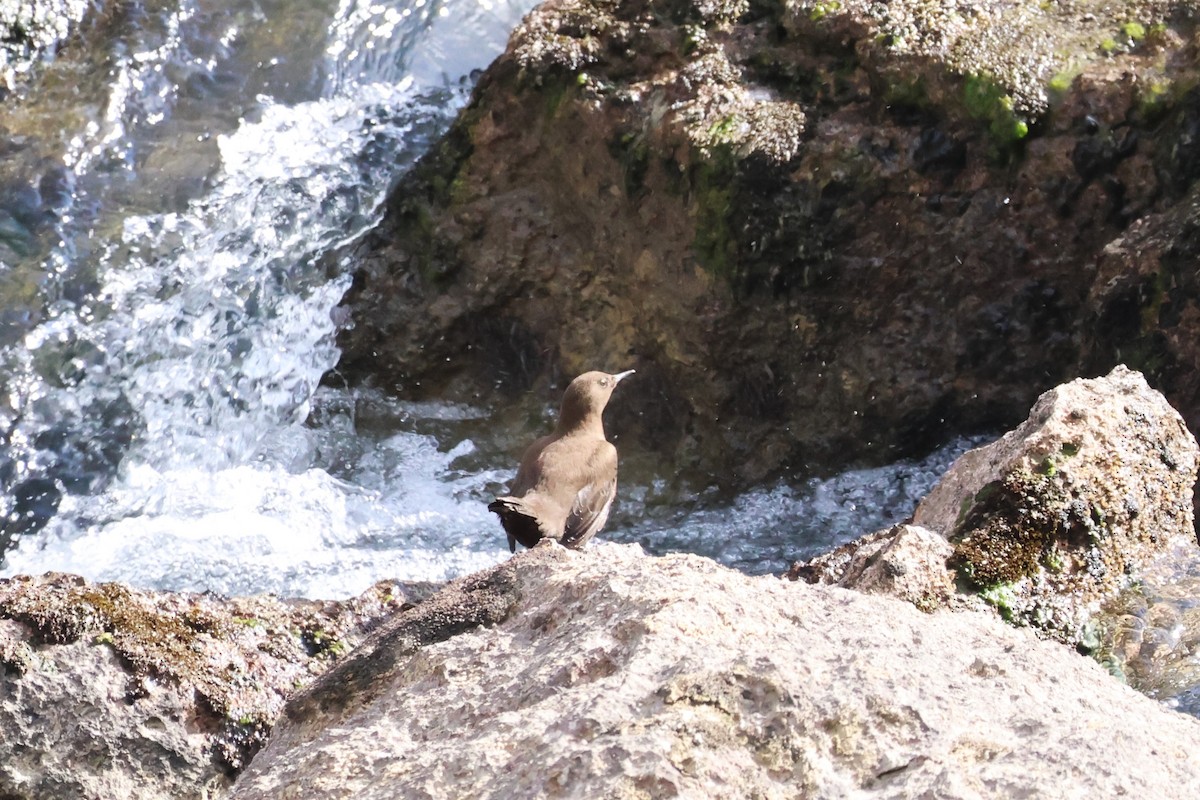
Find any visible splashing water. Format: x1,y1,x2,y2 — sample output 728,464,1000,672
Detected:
0,0,534,593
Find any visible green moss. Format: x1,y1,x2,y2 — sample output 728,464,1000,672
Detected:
1060,442,1080,458
302,627,348,658
1120,22,1146,41
705,114,742,146
1043,544,1065,574
810,1,841,21
1137,77,1175,124
963,73,1029,148
539,72,573,119
1047,70,1075,95
1037,455,1058,477
979,583,1019,622
951,469,1069,587
689,156,738,281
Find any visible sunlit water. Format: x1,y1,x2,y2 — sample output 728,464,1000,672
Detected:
0,0,536,592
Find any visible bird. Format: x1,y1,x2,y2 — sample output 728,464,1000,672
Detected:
489,369,635,552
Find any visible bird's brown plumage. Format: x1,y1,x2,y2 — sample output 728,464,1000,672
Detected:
489,369,634,552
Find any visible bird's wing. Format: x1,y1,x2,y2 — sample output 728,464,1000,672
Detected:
561,446,618,548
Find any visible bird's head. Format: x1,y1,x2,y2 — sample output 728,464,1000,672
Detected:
558,369,635,428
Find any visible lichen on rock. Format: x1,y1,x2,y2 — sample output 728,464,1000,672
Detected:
913,365,1199,641
0,573,408,798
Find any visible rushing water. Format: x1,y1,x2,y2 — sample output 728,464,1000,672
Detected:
0,0,537,594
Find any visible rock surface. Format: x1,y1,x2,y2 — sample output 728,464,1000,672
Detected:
915,365,1198,639
794,366,1200,645
789,523,960,612
230,543,1200,800
0,573,410,800
339,0,1200,489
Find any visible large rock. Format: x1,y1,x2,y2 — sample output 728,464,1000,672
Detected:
339,0,1200,488
794,366,1200,646
915,365,1198,639
0,573,410,800
230,543,1200,799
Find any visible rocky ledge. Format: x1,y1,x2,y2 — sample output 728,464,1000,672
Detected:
0,576,418,799
230,542,1200,799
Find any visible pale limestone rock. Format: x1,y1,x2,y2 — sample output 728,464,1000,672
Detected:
0,574,406,800
793,523,957,610
0,622,227,800
914,365,1198,639
230,543,1200,800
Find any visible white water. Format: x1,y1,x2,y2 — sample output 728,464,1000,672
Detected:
0,0,533,595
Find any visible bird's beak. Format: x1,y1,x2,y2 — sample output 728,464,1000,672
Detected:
612,369,636,383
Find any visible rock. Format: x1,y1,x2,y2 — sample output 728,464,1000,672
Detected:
912,365,1198,641
1084,177,1200,509
788,365,1200,653
0,573,410,800
230,543,1200,799
338,0,1200,489
788,523,958,612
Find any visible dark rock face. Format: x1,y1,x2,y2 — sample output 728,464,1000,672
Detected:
338,0,1200,489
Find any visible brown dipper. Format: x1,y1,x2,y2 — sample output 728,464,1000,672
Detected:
489,370,635,552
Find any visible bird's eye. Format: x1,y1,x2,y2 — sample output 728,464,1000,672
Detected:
599,378,610,387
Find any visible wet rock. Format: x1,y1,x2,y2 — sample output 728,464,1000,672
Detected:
230,543,1200,799
1093,542,1200,714
340,0,1200,489
0,573,409,799
912,365,1198,642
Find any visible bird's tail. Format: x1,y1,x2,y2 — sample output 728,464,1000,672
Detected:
488,496,540,553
